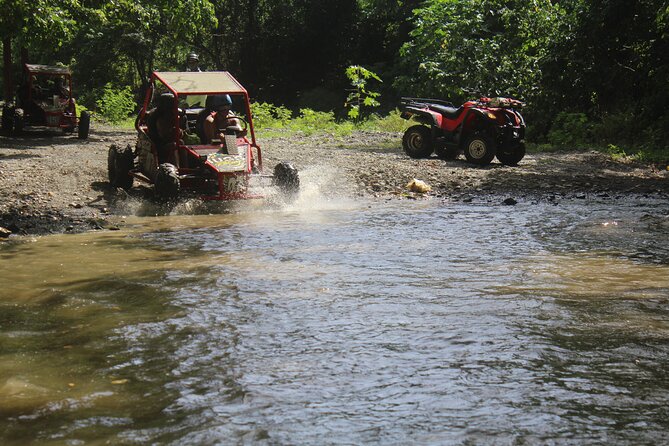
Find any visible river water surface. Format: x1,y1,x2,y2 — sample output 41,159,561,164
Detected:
1,196,669,445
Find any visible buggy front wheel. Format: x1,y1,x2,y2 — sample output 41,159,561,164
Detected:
155,163,180,200
274,162,300,198
78,111,90,139
402,125,433,159
108,144,134,189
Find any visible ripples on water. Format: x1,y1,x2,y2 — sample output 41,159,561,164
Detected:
1,196,669,444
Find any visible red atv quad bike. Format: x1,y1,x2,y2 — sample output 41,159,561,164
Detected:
2,64,90,138
107,71,299,201
399,96,526,166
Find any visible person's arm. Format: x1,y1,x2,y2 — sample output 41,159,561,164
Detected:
203,114,216,144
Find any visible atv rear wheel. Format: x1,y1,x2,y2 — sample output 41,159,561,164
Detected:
496,142,526,166
78,111,90,139
108,144,135,189
462,133,496,166
274,162,300,198
155,163,180,200
402,125,433,159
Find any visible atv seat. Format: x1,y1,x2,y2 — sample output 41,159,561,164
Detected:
429,104,464,120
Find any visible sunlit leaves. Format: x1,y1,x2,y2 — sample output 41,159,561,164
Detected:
397,0,562,103
345,65,382,120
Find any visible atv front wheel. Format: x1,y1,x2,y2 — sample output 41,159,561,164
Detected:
274,162,300,198
462,134,496,166
496,142,526,166
155,163,180,200
108,144,134,189
78,111,90,139
402,125,433,159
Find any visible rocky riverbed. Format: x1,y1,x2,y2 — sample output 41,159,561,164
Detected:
1,125,668,237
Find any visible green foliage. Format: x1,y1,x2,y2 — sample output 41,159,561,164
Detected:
2,0,667,160
397,0,562,102
251,102,292,129
289,109,337,135
75,104,90,118
547,113,591,147
345,65,382,120
251,101,412,137
359,110,412,133
95,84,136,124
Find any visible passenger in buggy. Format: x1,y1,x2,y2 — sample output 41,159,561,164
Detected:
146,92,180,164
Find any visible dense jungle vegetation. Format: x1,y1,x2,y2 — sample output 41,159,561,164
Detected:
1,0,668,160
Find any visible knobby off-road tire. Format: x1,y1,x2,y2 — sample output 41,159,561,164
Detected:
462,133,496,166
78,111,90,139
108,144,134,189
402,125,433,159
13,109,24,135
496,142,526,166
155,163,180,200
274,162,300,199
2,106,13,133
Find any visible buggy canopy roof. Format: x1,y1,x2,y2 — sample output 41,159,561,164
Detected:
25,64,71,76
154,71,247,95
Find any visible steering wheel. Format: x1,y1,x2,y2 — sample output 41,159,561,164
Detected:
218,115,248,136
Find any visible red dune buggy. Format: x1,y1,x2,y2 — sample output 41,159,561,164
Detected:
107,71,299,201
399,96,526,166
2,64,90,138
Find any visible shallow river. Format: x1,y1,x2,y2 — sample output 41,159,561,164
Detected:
2,195,669,445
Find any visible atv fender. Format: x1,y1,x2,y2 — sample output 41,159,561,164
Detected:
403,106,442,128
461,108,497,137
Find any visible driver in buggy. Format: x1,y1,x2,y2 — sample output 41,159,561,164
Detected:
201,94,243,144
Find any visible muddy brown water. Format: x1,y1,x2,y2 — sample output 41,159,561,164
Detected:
1,195,669,444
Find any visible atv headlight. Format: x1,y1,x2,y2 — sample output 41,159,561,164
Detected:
487,112,497,120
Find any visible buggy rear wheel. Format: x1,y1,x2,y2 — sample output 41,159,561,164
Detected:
13,109,24,135
496,142,526,166
274,162,300,198
155,163,180,200
78,111,90,139
402,125,433,159
108,144,134,189
462,133,496,166
2,106,13,133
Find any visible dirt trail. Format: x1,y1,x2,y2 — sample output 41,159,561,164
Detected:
1,125,668,236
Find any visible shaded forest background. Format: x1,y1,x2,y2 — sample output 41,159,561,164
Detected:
1,0,668,153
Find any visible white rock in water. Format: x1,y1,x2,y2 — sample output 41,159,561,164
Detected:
0,377,48,397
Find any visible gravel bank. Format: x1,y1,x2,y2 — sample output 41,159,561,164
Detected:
1,125,668,237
